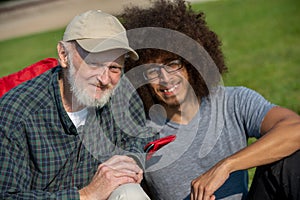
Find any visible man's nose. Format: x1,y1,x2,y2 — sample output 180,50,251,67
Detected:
96,67,111,85
159,68,170,82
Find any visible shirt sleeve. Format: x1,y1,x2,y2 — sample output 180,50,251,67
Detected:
0,128,81,200
233,87,276,138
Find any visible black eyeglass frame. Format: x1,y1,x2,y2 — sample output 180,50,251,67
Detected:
143,59,184,81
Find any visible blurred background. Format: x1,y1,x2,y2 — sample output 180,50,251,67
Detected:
0,0,299,187
0,0,154,40
1,0,298,113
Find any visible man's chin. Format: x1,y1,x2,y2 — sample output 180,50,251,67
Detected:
93,92,112,108
160,98,180,108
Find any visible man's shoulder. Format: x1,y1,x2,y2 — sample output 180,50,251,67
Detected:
223,86,250,93
220,86,260,100
0,67,59,115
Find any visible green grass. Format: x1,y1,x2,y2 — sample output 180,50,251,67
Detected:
0,0,299,188
192,0,300,113
0,29,63,77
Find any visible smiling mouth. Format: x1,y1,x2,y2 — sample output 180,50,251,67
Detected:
161,84,179,93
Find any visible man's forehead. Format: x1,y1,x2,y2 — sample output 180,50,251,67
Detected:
147,56,179,64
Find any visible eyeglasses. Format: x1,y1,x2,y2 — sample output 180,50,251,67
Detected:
143,59,183,81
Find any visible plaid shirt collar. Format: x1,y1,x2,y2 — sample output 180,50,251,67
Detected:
51,66,78,135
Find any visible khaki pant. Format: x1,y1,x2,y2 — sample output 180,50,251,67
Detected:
108,183,151,200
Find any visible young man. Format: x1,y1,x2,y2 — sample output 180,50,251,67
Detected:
0,10,153,199
120,0,300,199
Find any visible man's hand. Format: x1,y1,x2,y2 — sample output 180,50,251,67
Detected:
190,159,231,200
79,155,143,200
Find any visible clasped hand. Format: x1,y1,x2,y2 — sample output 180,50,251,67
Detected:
79,155,143,200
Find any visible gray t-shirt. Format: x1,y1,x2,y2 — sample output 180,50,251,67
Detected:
145,86,275,200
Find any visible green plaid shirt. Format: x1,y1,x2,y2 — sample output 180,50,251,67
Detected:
0,66,156,199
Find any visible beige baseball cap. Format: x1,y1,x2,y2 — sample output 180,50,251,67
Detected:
63,10,138,60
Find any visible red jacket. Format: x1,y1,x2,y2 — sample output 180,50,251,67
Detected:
0,58,58,97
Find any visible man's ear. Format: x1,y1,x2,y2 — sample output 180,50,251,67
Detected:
57,42,68,68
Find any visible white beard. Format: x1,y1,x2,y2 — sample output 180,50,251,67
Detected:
67,57,113,108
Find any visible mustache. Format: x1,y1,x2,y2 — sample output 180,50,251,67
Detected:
96,82,113,89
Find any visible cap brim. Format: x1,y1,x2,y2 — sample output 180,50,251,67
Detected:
76,38,139,61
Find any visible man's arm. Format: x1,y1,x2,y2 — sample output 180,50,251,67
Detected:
190,106,300,200
0,131,81,200
0,134,143,200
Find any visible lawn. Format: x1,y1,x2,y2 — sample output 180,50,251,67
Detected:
0,29,63,77
192,0,300,113
0,0,299,188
